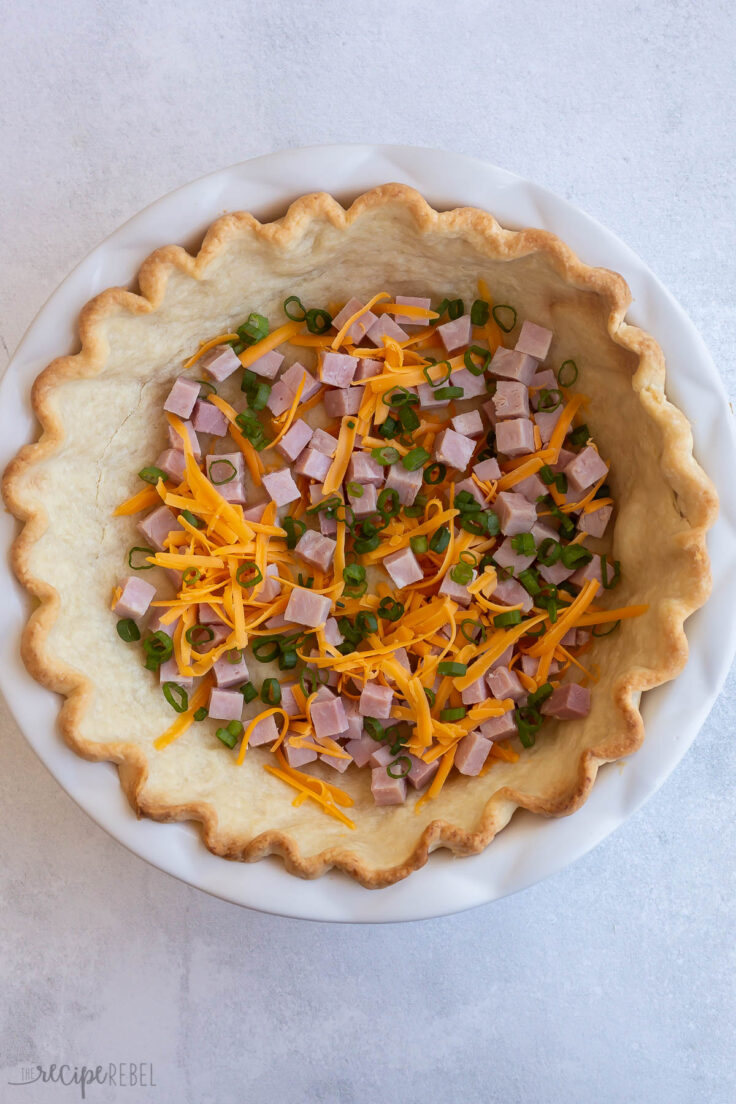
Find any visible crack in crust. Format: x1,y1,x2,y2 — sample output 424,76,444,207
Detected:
1,184,718,888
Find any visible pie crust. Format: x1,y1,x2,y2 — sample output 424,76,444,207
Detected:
2,184,717,887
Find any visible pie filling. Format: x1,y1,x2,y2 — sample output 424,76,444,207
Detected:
110,287,647,826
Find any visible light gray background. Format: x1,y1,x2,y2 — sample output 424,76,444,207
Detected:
1,2,735,1102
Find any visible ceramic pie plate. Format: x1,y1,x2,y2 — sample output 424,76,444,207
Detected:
1,144,734,922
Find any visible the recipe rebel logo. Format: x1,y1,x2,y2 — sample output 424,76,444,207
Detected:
5,1062,156,1098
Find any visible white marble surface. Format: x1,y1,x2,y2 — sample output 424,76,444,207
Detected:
1,1,735,1101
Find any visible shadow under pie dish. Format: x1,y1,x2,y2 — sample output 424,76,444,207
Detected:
2,183,717,888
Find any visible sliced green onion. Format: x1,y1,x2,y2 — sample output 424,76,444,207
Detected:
356,611,378,634
283,295,307,321
435,386,464,400
197,379,217,396
279,649,298,671
540,465,556,485
180,510,202,529
429,525,450,553
371,446,399,466
471,299,490,326
216,720,244,749
238,312,269,344
494,610,522,627
515,704,542,747
450,562,473,585
384,386,416,407
306,307,332,334
364,717,385,741
448,298,464,320
377,488,400,517
537,388,562,412
235,562,263,589
557,360,578,386
379,416,399,439
283,516,306,549
511,532,536,557
142,630,173,669
182,567,201,587
460,619,486,643
353,535,380,554
423,687,436,707
464,346,491,376
252,637,280,663
561,544,593,569
343,563,366,586
398,404,420,431
209,458,237,485
249,381,271,411
569,424,590,447
518,568,541,596
162,682,189,713
423,462,447,485
377,597,404,622
401,447,430,471
138,466,167,485
240,681,259,703
404,494,427,518
440,706,467,722
128,546,154,570
185,625,215,647
422,361,451,389
116,618,140,643
536,538,562,566
297,573,314,589
261,678,281,706
601,556,622,589
492,304,517,333
484,511,500,536
346,481,364,498
592,620,621,637
410,535,428,555
387,756,411,779
193,707,208,722
437,661,467,677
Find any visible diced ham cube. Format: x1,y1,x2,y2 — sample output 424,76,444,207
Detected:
295,529,337,572
451,410,484,437
394,646,412,672
473,457,502,482
438,570,475,607
417,382,450,410
164,376,200,419
529,369,559,410
347,482,377,517
284,586,332,627
242,504,266,523
155,448,186,482
310,689,348,740
148,610,178,637
437,314,472,353
138,505,182,551
493,380,530,420
461,675,489,706
384,546,423,588
281,362,321,402
266,380,294,417
199,344,241,382
495,417,535,457
284,736,317,768
454,478,486,507
541,683,592,720
367,315,409,346
198,602,224,625
331,297,378,344
294,447,331,481
320,351,358,388
534,408,562,445
262,468,300,507
320,747,353,773
310,659,338,689
249,350,284,379
537,560,575,585
276,419,313,462
490,644,514,671
213,647,250,688
493,535,536,575
455,731,492,776
310,428,339,457
570,555,603,589
520,654,561,678
553,448,576,473
323,386,364,417
370,744,394,768
319,512,337,537
280,684,302,717
531,520,559,545
516,320,553,361
489,346,537,385
514,472,547,503
359,680,394,719
492,576,534,613
114,576,156,620
482,398,497,426
563,446,609,495
158,657,193,690
495,491,537,535
323,617,344,647
579,504,613,538
479,712,518,742
205,452,246,504
450,368,488,400
345,734,378,768
384,464,423,506
248,713,280,747
167,421,201,459
486,666,525,701
407,754,439,790
347,452,384,487
434,428,476,471
394,295,432,326
208,687,243,721
371,767,407,806
191,399,228,437
355,357,382,380
257,563,282,602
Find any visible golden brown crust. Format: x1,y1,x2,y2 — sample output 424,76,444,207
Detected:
2,184,718,888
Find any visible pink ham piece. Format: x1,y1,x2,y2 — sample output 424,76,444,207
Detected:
167,421,201,459
158,657,193,690
532,520,559,546
294,447,331,481
451,410,484,438
407,754,439,790
355,357,382,380
191,399,228,437
347,482,377,517
248,714,280,747
490,644,514,671
479,713,517,742
347,452,385,487
537,560,575,586
114,576,156,620
320,351,358,388
417,382,449,410
434,428,476,471
242,504,266,523
284,736,317,768
295,529,337,572
284,586,332,627
492,576,534,613
138,505,182,551
371,766,407,806
205,453,246,504
280,362,321,402
384,464,423,506
495,491,537,535
384,545,423,588
208,687,243,721
199,345,241,382
359,680,394,719
394,647,411,672
262,468,300,507
439,571,475,607
495,417,535,457
345,734,378,768
454,477,486,507
310,689,348,740
331,297,378,344
541,683,592,720
324,386,364,417
461,675,490,706
394,295,432,325
482,398,497,426
249,350,283,380
451,368,488,400
148,610,179,637
534,409,562,445
515,320,553,361
280,684,302,717
571,556,603,589
579,503,613,538
320,748,353,773
493,380,530,420
489,346,537,385
553,448,575,473
319,512,337,537
493,536,535,575
199,602,224,625
164,376,200,419
487,666,525,702
564,446,609,495
514,472,547,503
454,731,492,776
213,647,249,688
323,617,344,647
529,369,558,410
473,457,502,482
308,653,337,688
520,654,560,678
339,698,364,741
258,564,282,603
266,380,293,417
276,419,313,462
437,314,472,353
155,448,186,482
367,315,409,346
310,428,338,457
